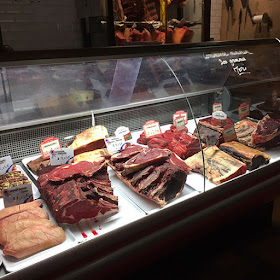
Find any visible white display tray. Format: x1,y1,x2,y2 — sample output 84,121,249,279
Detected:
0,167,145,272
0,199,76,273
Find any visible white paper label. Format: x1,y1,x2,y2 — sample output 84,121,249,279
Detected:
143,121,162,138
223,126,237,142
3,184,33,208
50,148,74,166
212,111,227,120
175,117,186,131
105,137,125,154
115,126,132,141
0,156,14,175
212,103,223,112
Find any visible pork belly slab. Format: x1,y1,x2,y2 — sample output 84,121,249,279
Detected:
185,146,247,184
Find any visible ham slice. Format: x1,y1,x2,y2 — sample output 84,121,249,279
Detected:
3,225,65,259
185,146,247,184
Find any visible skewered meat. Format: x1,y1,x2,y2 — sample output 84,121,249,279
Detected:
219,141,270,171
185,146,247,184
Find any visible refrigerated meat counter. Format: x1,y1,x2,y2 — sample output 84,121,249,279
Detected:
0,39,280,279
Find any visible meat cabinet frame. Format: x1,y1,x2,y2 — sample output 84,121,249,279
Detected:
0,38,280,279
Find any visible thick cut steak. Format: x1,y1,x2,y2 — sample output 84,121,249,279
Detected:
235,119,257,147
185,146,247,184
109,145,188,207
111,145,148,162
219,141,270,171
122,148,171,175
37,161,118,224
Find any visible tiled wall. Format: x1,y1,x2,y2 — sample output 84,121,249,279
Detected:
210,0,222,41
0,0,82,51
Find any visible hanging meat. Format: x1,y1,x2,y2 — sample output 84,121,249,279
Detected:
37,161,118,224
109,145,190,207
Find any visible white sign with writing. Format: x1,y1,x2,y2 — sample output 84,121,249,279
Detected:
50,148,74,166
105,137,125,154
143,121,162,138
3,184,33,208
0,156,15,175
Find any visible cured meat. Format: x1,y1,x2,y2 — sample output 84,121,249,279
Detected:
74,149,111,163
0,200,41,220
0,218,54,245
219,141,270,171
252,114,280,145
235,119,257,147
69,126,108,156
0,208,49,229
193,116,237,147
3,225,65,259
111,145,148,162
185,146,247,184
113,0,125,21
109,146,188,206
37,161,118,224
27,156,50,175
122,148,171,175
48,161,106,182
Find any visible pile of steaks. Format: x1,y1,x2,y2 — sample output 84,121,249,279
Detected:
37,161,118,224
108,145,190,207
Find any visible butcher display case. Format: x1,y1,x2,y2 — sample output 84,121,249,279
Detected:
0,38,280,279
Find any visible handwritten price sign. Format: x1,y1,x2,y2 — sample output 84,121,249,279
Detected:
143,120,162,138
50,148,74,166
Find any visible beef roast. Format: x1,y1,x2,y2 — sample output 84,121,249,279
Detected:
37,161,118,224
109,145,188,207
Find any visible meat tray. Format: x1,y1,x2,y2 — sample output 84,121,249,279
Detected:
0,199,77,273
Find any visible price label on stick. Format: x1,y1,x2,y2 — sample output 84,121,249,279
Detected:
223,126,237,142
0,156,15,175
50,148,74,166
115,126,132,141
40,137,62,159
174,116,185,131
3,184,33,208
238,102,250,120
212,103,223,113
173,111,188,126
143,120,162,138
105,137,125,154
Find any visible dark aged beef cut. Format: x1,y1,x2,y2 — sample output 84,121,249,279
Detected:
252,114,280,145
219,141,270,171
185,146,247,185
111,145,148,162
109,146,188,207
37,161,118,224
48,161,106,182
122,148,171,175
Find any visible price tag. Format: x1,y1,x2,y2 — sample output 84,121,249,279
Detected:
212,111,227,126
105,137,125,154
3,184,33,208
50,148,74,166
0,156,15,176
115,126,132,141
272,91,278,102
40,137,62,159
212,103,223,113
223,126,237,142
174,116,186,131
238,103,250,120
173,111,188,126
143,120,162,138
